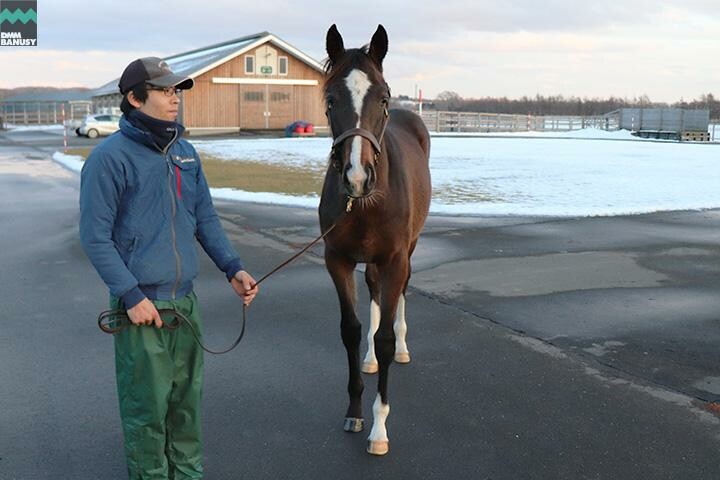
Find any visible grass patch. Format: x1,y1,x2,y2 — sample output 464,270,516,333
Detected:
65,147,93,158
62,148,325,196
201,155,325,196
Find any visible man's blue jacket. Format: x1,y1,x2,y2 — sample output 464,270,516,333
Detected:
79,115,243,309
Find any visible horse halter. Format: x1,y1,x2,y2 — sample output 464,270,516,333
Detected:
329,106,390,171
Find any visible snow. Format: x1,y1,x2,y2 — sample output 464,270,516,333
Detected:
52,152,84,172
53,129,720,217
5,124,64,132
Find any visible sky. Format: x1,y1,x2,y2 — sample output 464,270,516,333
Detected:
1,0,719,102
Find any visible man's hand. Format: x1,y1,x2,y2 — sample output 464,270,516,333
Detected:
126,298,163,328
231,270,259,306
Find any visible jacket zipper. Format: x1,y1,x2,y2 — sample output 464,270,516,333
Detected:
163,130,181,299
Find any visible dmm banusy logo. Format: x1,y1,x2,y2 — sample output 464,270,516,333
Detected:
0,0,37,46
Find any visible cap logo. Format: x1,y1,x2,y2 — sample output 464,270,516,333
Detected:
158,60,170,72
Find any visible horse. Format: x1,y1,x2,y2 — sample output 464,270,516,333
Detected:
319,24,432,456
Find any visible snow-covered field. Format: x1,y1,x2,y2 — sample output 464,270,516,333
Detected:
5,124,65,132
54,128,720,217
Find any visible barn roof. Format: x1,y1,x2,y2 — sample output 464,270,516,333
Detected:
1,88,93,102
93,31,325,97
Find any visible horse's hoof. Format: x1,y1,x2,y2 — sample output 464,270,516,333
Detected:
344,417,364,433
362,362,378,374
367,440,389,456
394,352,411,364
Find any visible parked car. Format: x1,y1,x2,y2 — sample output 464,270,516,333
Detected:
76,114,121,138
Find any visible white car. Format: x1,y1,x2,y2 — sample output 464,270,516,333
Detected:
77,114,120,138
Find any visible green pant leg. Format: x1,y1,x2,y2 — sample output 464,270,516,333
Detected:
112,296,176,480
164,292,204,480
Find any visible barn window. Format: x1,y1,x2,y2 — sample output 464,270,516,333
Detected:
271,92,290,102
245,55,255,75
278,56,288,76
244,91,264,102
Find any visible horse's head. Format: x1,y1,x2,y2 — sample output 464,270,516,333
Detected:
324,24,391,199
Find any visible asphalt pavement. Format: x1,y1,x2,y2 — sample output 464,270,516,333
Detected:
0,129,719,479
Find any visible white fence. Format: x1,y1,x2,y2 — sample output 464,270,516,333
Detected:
0,101,92,127
421,111,612,133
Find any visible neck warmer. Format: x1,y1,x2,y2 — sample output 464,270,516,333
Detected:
127,109,179,151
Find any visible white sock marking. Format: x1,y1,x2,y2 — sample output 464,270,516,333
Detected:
368,393,390,443
394,294,409,355
363,300,380,366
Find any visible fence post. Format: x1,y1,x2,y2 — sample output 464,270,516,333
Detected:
61,103,67,153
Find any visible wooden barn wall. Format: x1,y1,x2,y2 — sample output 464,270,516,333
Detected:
182,42,326,129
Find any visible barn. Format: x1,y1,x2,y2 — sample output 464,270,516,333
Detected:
91,31,327,134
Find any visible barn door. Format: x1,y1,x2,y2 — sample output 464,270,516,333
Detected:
268,85,294,129
238,85,266,129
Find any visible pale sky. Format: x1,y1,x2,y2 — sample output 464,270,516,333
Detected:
1,0,719,102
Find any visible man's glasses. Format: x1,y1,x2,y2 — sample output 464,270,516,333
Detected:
146,85,183,97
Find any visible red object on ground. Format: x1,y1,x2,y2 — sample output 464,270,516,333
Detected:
294,125,305,133
305,124,314,133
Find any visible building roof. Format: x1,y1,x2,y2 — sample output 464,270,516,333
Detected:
93,31,325,97
1,87,93,102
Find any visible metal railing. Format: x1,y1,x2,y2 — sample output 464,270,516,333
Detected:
420,111,613,133
0,101,92,126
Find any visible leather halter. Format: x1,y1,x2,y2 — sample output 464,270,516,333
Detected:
330,107,389,169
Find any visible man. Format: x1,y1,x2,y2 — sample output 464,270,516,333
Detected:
79,57,259,479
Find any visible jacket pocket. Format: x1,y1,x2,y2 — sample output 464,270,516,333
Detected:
171,155,198,214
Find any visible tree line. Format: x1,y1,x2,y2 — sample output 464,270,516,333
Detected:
401,92,720,119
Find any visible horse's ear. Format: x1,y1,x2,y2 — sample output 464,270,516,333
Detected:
326,24,345,67
368,24,388,69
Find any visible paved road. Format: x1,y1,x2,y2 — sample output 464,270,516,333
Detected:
1,129,719,479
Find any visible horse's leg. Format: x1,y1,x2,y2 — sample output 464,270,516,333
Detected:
393,291,410,364
367,252,409,455
325,249,364,433
394,240,416,364
362,264,381,374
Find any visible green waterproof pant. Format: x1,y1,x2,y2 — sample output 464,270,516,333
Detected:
111,292,204,480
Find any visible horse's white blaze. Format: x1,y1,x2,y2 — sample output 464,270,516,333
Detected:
345,69,371,126
344,69,372,193
394,294,409,355
363,300,381,366
348,136,366,191
368,394,390,443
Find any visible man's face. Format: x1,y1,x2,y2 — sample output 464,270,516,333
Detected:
135,87,181,122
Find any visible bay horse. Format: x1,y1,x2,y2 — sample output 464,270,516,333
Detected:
319,24,431,455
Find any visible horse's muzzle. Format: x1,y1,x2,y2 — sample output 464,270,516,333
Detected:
343,164,376,198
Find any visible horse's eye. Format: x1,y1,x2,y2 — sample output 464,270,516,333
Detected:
326,99,334,109
381,98,389,107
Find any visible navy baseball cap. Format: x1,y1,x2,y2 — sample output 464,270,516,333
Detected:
118,57,194,95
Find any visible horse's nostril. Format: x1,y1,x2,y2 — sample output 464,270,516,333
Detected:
364,167,376,192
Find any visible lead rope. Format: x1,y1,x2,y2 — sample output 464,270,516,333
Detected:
98,209,349,354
